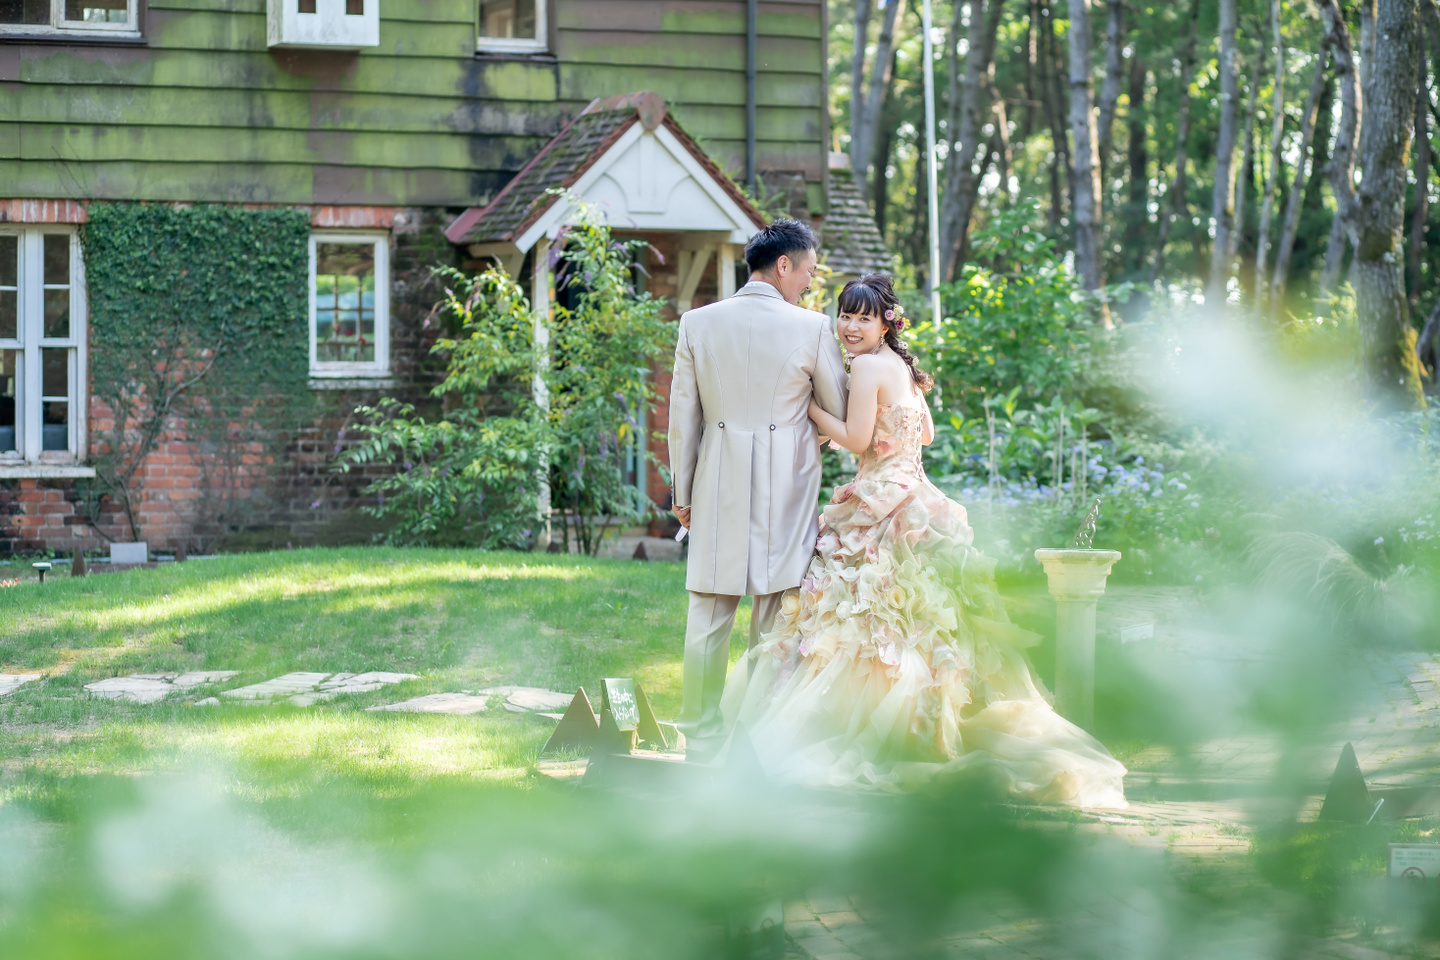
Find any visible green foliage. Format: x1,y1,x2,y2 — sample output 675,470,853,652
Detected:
918,204,1103,423
342,198,671,553
79,203,313,540
543,208,672,553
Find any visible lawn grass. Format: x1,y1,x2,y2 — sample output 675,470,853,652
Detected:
0,547,762,804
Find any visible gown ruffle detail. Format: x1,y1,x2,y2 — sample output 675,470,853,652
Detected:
720,402,1127,808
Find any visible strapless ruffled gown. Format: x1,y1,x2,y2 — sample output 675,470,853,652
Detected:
720,402,1127,808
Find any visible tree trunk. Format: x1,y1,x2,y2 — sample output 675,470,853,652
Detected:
1409,28,1430,306
1149,0,1202,286
1254,0,1286,314
874,56,899,232
1068,0,1109,322
1207,0,1242,304
852,0,906,197
1096,0,1126,184
851,0,874,165
938,0,1007,280
1229,53,1261,272
1317,0,1425,411
1024,0,1039,140
990,75,1015,203
1121,53,1149,278
1320,208,1348,293
1041,0,1074,224
1269,53,1331,316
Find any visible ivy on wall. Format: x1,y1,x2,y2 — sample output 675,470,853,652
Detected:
79,203,315,542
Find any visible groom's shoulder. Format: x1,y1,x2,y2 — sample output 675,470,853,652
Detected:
685,295,828,325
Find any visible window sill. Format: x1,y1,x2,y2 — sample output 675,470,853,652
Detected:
0,463,96,479
309,376,398,390
0,30,145,44
474,48,555,62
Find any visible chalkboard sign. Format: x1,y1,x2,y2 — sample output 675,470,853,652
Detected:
603,678,639,732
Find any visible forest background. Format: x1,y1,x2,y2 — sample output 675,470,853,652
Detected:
821,0,1440,587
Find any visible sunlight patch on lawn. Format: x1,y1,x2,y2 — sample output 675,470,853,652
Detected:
1,710,549,803
9,560,594,637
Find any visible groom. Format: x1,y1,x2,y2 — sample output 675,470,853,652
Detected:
667,218,849,761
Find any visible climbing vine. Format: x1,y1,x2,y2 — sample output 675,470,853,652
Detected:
79,203,315,542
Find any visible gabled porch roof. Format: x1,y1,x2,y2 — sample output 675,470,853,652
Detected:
444,91,768,255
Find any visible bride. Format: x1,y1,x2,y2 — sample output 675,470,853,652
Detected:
719,275,1126,808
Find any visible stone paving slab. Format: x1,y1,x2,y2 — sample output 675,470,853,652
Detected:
173,671,239,688
502,688,574,712
84,676,175,704
0,673,41,696
367,693,490,715
289,671,420,706
221,672,331,700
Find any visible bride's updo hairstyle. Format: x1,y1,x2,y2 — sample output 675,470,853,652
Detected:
836,274,934,394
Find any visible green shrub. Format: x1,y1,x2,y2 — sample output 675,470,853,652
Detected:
341,198,671,552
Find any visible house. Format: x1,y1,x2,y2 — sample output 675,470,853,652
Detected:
0,0,889,555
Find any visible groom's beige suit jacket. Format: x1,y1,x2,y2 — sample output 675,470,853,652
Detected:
668,281,849,597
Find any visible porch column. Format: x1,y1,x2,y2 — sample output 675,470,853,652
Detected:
718,243,736,298
532,238,552,549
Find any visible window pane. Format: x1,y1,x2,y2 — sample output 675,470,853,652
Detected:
345,0,362,13
44,289,69,339
42,402,68,451
0,235,15,287
0,291,15,340
479,0,536,38
64,0,129,22
315,242,377,364
43,234,69,285
42,348,68,397
297,0,314,11
0,350,15,453
0,0,50,25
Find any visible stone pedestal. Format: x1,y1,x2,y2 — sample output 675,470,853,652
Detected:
1034,548,1121,730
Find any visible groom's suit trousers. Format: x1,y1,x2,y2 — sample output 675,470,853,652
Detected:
678,590,784,748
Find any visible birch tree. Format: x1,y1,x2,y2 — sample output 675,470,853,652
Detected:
1068,0,1107,317
1207,0,1242,304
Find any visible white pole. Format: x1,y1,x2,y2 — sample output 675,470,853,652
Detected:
920,0,943,331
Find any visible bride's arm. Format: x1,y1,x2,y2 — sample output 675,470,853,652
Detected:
807,355,881,455
920,401,934,445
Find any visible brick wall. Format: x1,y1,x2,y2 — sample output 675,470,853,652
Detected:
0,205,457,557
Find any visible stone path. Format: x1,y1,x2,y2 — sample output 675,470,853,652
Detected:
7,667,583,717
369,693,491,715
84,671,240,704
0,673,40,696
219,671,419,706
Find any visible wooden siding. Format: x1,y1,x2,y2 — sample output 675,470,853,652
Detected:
1,0,826,207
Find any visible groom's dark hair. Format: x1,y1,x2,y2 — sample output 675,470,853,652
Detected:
744,218,818,275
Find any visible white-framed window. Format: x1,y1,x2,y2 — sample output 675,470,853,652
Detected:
0,228,87,462
0,0,141,37
308,232,390,380
476,0,546,53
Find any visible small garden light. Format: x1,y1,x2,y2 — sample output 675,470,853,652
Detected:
32,561,51,584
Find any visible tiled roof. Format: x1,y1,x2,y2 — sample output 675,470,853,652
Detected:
445,91,766,247
822,173,893,277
